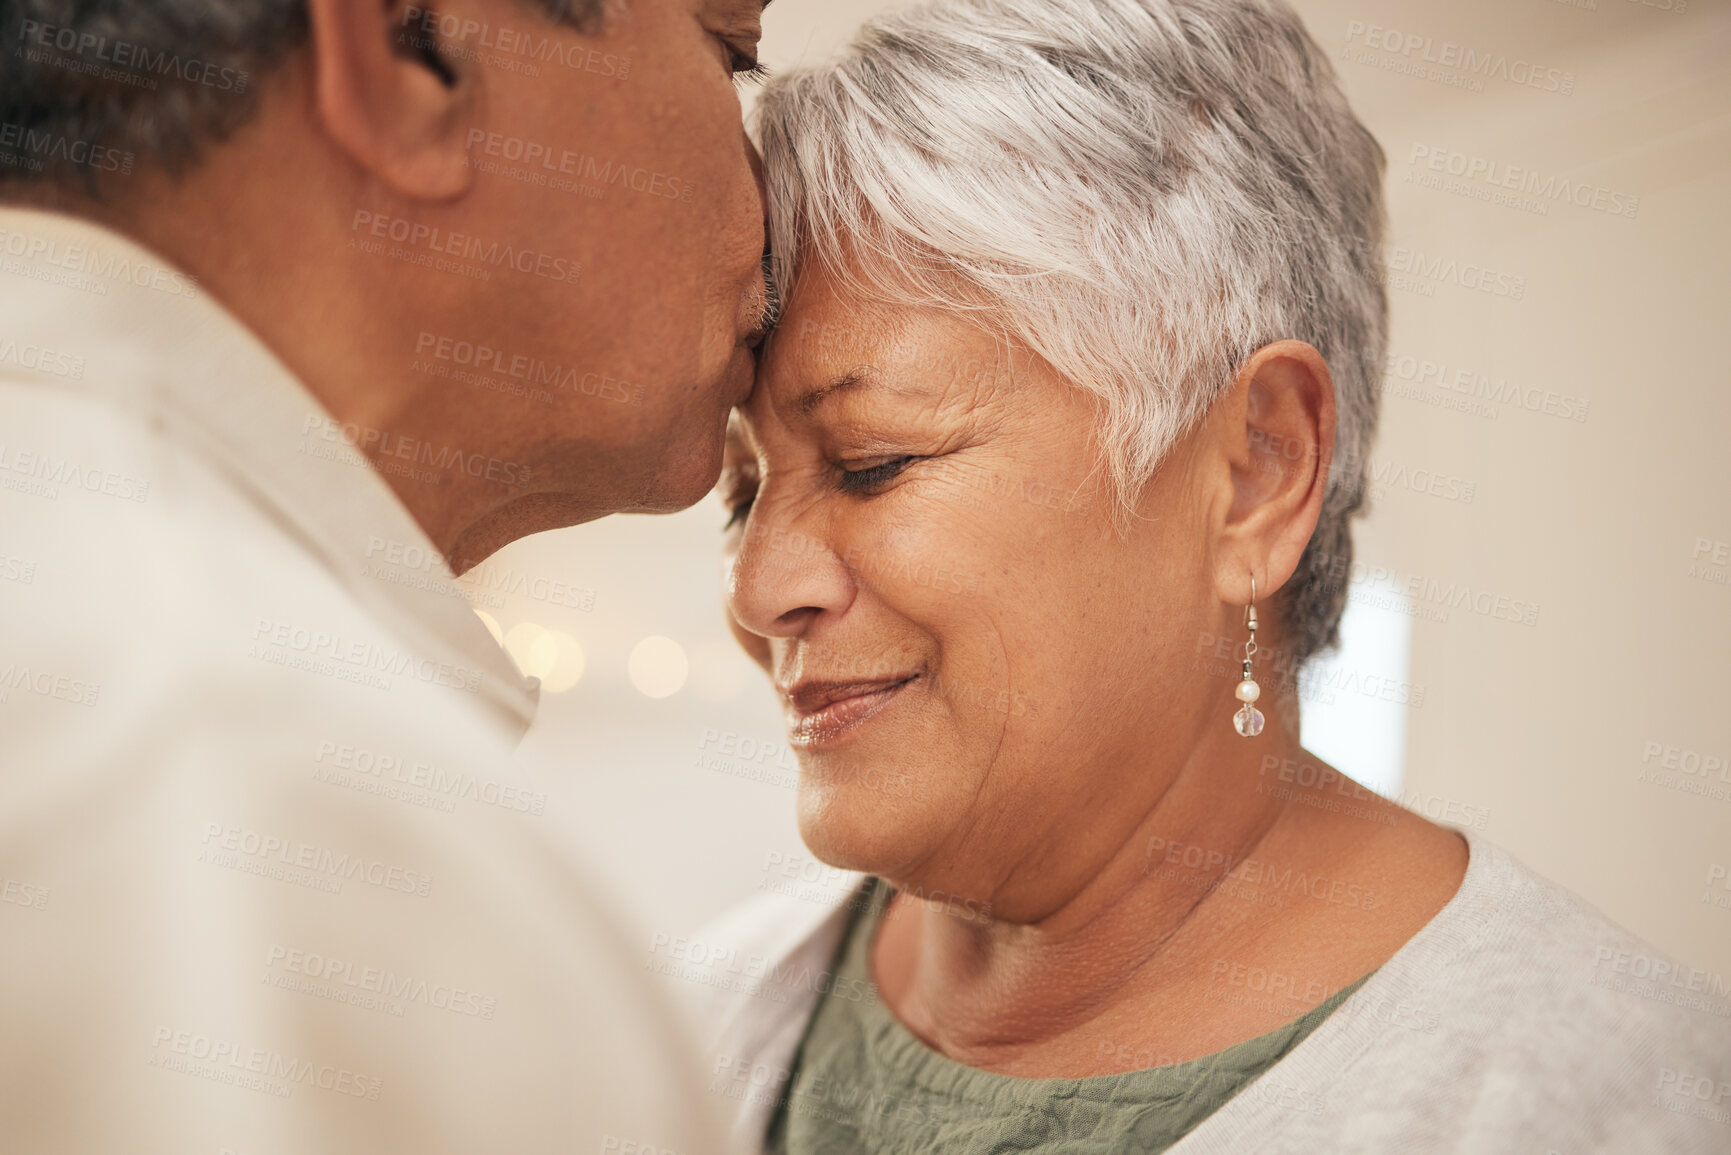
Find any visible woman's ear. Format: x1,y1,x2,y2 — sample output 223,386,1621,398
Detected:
1207,339,1337,607
305,0,478,200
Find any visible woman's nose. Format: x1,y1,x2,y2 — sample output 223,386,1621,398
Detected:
724,502,856,641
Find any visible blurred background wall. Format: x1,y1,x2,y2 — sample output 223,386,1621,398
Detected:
479,0,1731,977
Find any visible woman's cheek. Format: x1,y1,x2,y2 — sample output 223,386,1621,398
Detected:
855,502,995,606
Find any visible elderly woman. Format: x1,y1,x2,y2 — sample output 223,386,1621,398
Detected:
702,0,1727,1151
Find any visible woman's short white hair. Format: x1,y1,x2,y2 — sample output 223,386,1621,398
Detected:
755,0,1387,664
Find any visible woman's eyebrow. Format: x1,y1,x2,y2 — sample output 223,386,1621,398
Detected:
796,365,942,418
792,363,948,422
797,367,876,417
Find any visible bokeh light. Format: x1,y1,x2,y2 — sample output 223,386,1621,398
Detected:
628,635,689,699
504,621,586,694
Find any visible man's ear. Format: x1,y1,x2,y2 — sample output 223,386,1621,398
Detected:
305,0,477,200
1207,339,1337,607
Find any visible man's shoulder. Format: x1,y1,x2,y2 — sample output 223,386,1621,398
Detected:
0,372,334,606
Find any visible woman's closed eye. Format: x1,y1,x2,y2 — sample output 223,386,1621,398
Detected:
718,463,759,532
722,454,924,530
723,494,755,531
837,455,920,495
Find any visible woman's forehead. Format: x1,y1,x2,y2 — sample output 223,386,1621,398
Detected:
764,282,1025,403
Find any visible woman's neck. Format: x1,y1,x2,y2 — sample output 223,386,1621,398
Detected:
868,725,1463,1077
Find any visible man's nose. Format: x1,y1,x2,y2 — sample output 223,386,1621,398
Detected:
724,503,855,640
745,128,769,240
743,130,776,343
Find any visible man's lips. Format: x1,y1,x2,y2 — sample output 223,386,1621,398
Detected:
780,674,919,747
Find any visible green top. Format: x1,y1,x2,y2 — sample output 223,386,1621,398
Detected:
766,879,1373,1154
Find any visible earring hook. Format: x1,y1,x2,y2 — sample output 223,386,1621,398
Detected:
1233,575,1265,737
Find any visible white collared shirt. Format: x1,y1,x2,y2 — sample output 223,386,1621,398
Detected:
0,208,731,1153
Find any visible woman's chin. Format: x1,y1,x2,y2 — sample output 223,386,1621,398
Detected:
795,779,936,879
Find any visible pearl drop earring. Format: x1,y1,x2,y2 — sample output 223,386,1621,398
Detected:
1233,577,1265,738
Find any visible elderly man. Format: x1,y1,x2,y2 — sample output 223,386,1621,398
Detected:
0,0,769,1150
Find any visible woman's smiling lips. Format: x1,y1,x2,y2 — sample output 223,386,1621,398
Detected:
781,674,919,748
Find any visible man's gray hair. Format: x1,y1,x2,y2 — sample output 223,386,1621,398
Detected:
0,0,602,191
755,0,1387,665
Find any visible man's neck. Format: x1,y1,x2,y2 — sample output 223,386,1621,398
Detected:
61,75,531,571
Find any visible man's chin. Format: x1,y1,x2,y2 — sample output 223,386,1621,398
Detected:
630,431,726,515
